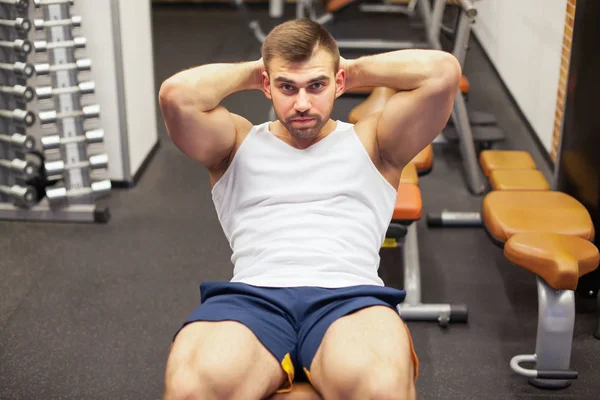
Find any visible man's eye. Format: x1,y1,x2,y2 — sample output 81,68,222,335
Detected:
281,84,294,91
311,82,324,89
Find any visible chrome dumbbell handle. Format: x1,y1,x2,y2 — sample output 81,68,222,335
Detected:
0,85,35,102
0,62,35,78
0,184,37,208
34,0,73,7
0,18,32,33
34,15,81,30
0,133,35,150
34,37,86,52
0,0,28,10
0,158,36,176
46,180,111,206
34,59,91,75
38,104,100,125
36,81,95,99
41,129,104,150
0,109,35,126
45,153,109,175
0,39,32,54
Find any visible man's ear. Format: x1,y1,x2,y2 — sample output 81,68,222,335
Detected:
262,71,272,99
335,68,346,99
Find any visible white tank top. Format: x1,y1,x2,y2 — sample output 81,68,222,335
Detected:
211,120,398,288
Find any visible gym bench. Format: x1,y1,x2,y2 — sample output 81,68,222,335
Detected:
482,189,599,389
428,150,552,227
347,83,600,389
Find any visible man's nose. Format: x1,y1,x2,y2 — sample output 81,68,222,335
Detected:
294,89,311,112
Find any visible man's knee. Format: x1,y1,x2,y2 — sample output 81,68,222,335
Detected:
164,360,237,400
363,367,416,400
325,364,415,400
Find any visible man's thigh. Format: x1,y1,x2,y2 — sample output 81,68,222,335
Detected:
166,282,299,398
166,321,287,392
306,305,418,398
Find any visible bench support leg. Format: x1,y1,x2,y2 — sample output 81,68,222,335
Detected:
396,223,468,326
511,278,576,389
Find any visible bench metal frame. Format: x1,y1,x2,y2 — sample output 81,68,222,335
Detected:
510,277,578,389
386,222,468,326
295,0,434,50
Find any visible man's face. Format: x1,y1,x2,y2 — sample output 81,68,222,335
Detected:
262,48,345,140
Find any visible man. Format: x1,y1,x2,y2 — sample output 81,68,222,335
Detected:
159,18,460,400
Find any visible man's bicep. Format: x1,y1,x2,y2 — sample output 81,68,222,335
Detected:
161,101,241,168
376,80,458,168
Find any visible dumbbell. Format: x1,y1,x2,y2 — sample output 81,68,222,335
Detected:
0,18,32,34
34,37,85,52
46,179,111,206
0,157,36,177
0,85,35,102
0,39,33,55
0,0,28,11
41,129,104,150
0,62,35,78
0,109,35,126
45,153,108,177
0,184,37,208
38,104,99,125
34,15,81,30
36,81,95,100
0,133,35,151
34,0,73,7
34,59,91,75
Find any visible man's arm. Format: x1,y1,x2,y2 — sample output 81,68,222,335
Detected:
345,50,461,169
158,60,263,169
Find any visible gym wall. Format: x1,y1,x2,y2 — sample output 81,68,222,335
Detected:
472,0,570,159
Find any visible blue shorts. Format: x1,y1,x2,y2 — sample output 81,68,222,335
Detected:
175,281,408,393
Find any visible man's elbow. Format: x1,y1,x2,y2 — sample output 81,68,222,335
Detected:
436,53,462,92
158,78,184,111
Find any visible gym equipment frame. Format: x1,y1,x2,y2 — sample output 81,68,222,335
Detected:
386,221,468,326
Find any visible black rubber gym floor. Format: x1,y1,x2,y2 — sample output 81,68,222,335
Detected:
1,3,598,399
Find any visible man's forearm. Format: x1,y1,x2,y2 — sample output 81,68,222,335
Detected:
160,60,262,112
346,50,460,91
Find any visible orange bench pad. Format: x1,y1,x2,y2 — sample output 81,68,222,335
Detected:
393,183,422,221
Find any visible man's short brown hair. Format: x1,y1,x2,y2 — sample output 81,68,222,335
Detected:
261,18,340,73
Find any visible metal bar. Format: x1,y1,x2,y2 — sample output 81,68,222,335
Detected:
452,6,472,69
402,222,421,306
45,4,89,197
269,0,284,18
336,39,431,50
428,0,447,50
359,4,414,15
528,278,575,388
451,89,486,194
0,200,103,222
457,0,477,18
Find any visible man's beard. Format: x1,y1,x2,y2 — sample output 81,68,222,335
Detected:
286,116,326,139
275,110,327,140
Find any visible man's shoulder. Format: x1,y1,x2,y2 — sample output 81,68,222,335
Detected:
352,112,381,138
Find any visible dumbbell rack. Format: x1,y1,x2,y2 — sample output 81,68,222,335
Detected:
0,0,38,211
0,0,110,223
